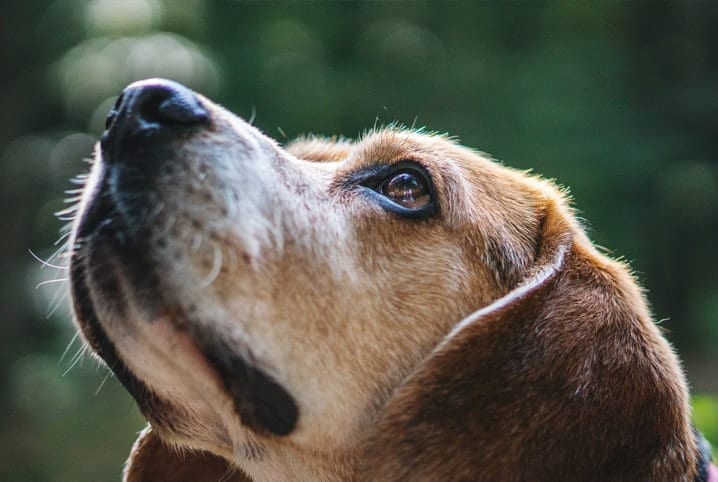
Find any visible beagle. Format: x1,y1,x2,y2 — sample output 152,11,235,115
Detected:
67,79,716,481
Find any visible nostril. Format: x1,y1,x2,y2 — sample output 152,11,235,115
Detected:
156,95,209,124
135,81,209,127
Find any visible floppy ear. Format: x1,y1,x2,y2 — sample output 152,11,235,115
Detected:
123,425,250,482
360,197,696,481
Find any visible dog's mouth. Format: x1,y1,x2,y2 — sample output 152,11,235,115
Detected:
69,79,298,438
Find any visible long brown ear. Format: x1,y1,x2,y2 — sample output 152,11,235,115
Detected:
124,425,250,482
360,198,697,481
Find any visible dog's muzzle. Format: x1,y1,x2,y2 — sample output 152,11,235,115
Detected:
73,79,213,341
70,79,298,437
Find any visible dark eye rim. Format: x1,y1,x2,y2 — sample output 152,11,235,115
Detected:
346,160,439,219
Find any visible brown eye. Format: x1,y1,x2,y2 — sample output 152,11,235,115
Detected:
381,170,431,209
351,161,437,218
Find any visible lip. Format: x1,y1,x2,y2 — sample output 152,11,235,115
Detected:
198,332,299,436
69,242,166,416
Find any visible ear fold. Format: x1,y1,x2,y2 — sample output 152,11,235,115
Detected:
360,199,696,481
124,425,250,482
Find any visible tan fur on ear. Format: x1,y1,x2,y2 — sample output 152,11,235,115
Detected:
360,195,696,481
124,425,250,482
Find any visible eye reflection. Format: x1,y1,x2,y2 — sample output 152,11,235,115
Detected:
381,170,431,209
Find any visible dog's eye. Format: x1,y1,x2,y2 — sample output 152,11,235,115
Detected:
380,170,431,209
349,161,437,218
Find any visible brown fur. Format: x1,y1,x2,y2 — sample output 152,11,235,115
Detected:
69,81,697,481
360,196,695,481
125,427,250,482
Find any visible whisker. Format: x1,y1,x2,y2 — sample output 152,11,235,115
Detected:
59,331,81,364
35,277,68,289
95,370,114,395
45,284,69,319
62,195,82,204
46,244,70,269
63,344,88,376
53,231,72,246
200,243,223,288
248,105,257,125
43,278,69,319
28,249,66,270
70,173,89,184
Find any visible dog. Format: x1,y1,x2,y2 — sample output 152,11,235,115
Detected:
67,78,716,481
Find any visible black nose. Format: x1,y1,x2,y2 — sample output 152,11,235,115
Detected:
103,78,209,143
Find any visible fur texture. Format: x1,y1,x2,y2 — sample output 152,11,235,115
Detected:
68,79,697,481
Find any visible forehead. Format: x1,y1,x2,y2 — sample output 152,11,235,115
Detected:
287,130,477,184
288,130,465,163
287,128,511,209
352,130,455,166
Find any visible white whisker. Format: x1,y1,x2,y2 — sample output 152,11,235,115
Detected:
200,243,223,288
53,230,72,246
45,286,69,319
46,240,71,267
95,370,113,395
63,344,88,376
28,249,66,270
59,331,81,364
248,105,257,125
35,278,68,289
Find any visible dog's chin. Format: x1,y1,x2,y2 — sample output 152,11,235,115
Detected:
70,196,299,442
70,237,196,445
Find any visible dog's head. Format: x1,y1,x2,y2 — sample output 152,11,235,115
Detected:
68,79,697,481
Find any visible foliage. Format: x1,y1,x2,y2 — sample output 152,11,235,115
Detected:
694,395,718,459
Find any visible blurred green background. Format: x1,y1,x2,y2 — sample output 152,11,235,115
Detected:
1,1,717,480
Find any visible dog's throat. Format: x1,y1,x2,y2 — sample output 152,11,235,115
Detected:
201,341,299,436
